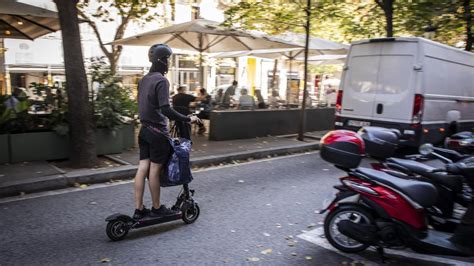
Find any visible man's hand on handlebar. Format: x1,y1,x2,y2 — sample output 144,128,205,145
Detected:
188,115,202,124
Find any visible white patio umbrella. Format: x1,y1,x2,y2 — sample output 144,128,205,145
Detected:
304,54,347,66
211,35,348,102
111,19,301,85
0,0,61,94
0,0,60,40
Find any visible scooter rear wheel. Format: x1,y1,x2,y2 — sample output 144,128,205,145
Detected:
324,205,373,253
182,202,200,224
106,219,129,241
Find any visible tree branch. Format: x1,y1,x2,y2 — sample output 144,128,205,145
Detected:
77,9,112,58
374,0,384,10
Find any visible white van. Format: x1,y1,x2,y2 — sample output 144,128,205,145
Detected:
334,37,474,146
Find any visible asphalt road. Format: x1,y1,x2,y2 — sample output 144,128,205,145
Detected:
1,153,473,265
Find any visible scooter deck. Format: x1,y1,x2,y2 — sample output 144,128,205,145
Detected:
132,213,183,229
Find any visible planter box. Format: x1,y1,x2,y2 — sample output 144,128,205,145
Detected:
96,128,123,155
122,124,136,150
10,131,69,163
0,134,10,164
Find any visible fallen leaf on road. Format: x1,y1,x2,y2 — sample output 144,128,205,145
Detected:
285,235,293,240
201,144,207,147
230,230,236,233
100,258,111,263
275,223,282,228
296,202,301,205
238,180,245,183
19,192,26,197
323,168,329,171
287,241,296,247
291,252,297,256
305,256,312,260
244,249,249,252
36,171,42,174
73,183,80,188
80,184,88,189
263,232,271,237
247,257,260,262
307,223,317,228
90,202,97,205
261,248,272,255
256,244,263,248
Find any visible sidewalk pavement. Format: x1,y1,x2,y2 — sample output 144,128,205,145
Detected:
0,131,328,198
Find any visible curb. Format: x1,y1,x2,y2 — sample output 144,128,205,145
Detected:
0,142,319,198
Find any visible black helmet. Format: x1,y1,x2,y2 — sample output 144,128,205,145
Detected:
148,44,172,65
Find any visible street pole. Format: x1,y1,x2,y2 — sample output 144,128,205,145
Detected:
298,0,311,141
199,33,204,89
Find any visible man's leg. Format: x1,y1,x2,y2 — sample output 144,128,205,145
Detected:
148,162,162,209
134,159,150,210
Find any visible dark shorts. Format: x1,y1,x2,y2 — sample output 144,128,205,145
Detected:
138,126,171,164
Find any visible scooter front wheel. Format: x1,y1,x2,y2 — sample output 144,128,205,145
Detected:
106,219,130,241
182,202,200,224
324,205,373,253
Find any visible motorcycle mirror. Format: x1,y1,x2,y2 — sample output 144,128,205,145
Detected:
419,143,434,155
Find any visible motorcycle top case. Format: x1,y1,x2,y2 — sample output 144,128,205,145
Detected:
160,138,193,187
320,130,365,169
358,126,399,159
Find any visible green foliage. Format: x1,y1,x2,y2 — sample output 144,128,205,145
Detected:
90,57,138,130
223,0,473,50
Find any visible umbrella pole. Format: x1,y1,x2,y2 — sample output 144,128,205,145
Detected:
287,56,293,109
199,33,204,89
0,38,6,95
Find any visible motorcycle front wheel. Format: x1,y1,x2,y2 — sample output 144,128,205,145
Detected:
324,205,373,253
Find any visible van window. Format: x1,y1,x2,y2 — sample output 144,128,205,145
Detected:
377,55,414,94
348,56,379,94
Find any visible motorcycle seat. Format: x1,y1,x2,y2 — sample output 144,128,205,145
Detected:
386,158,463,193
356,167,438,208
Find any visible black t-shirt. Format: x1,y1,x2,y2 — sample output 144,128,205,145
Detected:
172,93,196,115
137,72,171,133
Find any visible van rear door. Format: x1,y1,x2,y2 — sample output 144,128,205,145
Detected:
340,40,418,124
372,42,417,122
340,44,382,120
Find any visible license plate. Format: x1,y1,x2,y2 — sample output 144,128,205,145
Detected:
347,120,370,127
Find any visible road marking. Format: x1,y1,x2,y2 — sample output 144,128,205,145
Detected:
297,227,473,266
0,152,321,204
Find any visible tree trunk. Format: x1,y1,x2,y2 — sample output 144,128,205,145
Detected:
464,0,473,51
271,59,278,94
385,0,394,37
54,0,97,168
298,0,311,141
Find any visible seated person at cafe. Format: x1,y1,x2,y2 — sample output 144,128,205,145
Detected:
237,89,255,110
172,85,196,139
172,85,196,115
196,88,212,134
221,80,237,108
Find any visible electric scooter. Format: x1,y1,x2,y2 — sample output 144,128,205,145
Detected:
105,183,200,241
319,130,474,258
105,122,200,241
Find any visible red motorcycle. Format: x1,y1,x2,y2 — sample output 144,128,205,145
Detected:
319,130,474,257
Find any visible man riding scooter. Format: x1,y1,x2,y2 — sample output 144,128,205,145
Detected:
133,44,201,219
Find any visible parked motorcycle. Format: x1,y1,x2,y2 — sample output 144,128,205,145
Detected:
445,131,474,155
359,126,472,232
319,130,474,257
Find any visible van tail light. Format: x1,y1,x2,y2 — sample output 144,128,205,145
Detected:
412,94,424,124
336,90,343,114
